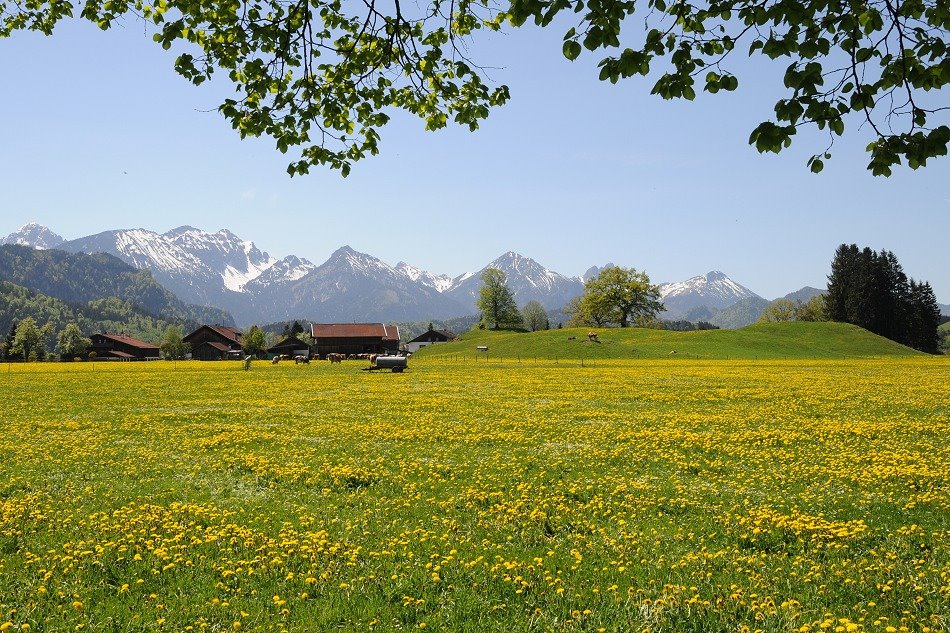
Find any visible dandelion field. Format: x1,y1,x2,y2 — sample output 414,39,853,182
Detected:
1,358,948,632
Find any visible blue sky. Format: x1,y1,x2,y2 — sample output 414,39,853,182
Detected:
1,17,947,302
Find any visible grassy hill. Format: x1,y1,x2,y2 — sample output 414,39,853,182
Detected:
413,321,923,360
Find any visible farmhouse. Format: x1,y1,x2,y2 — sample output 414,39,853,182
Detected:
311,323,400,359
405,329,456,353
184,325,244,360
267,335,311,359
89,333,160,361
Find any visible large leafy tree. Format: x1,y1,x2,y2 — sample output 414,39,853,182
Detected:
11,317,53,361
476,268,523,330
2,0,947,175
579,266,663,328
56,322,91,360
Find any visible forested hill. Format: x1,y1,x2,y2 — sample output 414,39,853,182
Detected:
0,281,196,345
0,244,233,326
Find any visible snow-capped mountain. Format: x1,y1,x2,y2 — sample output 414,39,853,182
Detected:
396,262,454,293
659,271,762,318
445,251,585,312
164,226,277,292
1,223,64,249
11,223,798,327
254,246,467,322
59,228,234,312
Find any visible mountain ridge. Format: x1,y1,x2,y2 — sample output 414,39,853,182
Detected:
4,223,866,328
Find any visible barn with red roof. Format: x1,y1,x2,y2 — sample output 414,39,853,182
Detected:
311,323,400,359
89,333,161,361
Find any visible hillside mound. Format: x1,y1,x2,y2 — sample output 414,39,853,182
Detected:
413,321,922,360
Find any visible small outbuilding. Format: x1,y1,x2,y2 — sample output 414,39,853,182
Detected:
89,333,161,361
267,335,311,359
184,325,244,360
311,323,400,359
404,329,456,353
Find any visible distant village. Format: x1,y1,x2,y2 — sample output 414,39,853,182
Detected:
90,323,457,361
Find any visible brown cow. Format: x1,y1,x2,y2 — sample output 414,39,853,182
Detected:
327,353,343,363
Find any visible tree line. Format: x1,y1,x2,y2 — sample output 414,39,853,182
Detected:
826,245,942,354
476,266,664,331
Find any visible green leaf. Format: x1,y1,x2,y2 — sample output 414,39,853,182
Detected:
563,40,581,61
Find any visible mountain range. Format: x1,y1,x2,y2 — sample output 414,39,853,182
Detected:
6,222,923,329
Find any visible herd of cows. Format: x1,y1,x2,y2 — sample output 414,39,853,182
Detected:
265,352,408,372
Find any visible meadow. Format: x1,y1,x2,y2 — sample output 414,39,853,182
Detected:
1,352,948,632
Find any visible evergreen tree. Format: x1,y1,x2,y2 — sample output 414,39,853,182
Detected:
826,244,858,322
908,282,942,354
826,244,941,353
1,320,17,360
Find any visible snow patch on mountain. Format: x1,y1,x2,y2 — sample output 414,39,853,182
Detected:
396,262,455,292
245,255,316,291
164,226,277,291
113,229,207,273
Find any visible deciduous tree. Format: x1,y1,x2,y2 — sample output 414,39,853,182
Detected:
56,323,91,360
521,300,549,332
476,268,523,330
758,298,797,323
160,325,190,360
3,0,946,174
11,317,52,361
579,266,663,328
243,325,267,358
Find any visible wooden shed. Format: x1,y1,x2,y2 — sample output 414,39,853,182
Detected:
267,335,311,359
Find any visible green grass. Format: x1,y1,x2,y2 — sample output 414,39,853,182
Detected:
414,321,921,361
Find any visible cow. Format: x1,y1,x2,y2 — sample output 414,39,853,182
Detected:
271,357,280,365
587,331,599,342
294,355,309,364
327,353,343,363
